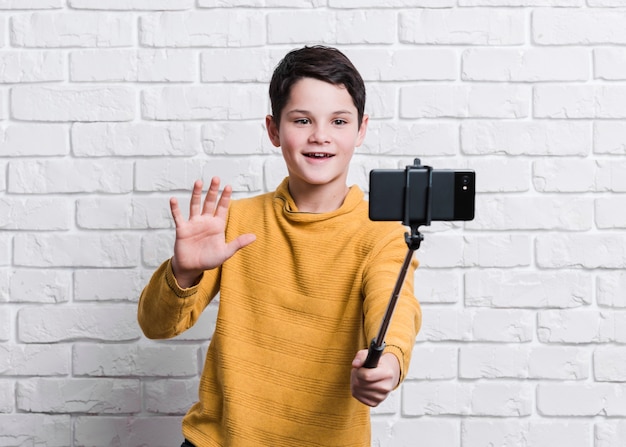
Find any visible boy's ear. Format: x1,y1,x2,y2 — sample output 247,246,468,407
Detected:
355,114,369,147
266,115,281,147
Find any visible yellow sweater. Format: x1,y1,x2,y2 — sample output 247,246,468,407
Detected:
138,178,421,447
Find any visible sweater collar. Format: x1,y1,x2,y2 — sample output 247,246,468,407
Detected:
273,177,364,223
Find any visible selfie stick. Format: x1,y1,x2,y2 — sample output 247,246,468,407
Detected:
363,160,432,369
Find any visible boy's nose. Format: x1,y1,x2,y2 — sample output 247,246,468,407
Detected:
309,125,331,144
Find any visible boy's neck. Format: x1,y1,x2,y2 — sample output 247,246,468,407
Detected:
287,180,350,213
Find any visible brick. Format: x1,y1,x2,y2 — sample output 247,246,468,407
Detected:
536,234,626,269
0,380,12,412
267,11,397,45
596,197,626,229
0,300,9,340
538,310,608,343
14,233,140,268
460,345,589,380
18,305,141,342
399,9,525,45
11,86,135,122
0,123,68,156
140,11,264,47
8,159,133,193
597,272,626,308
465,234,531,267
462,48,589,82
0,269,8,303
414,270,460,304
534,85,626,118
597,420,626,447
596,159,626,191
537,383,626,416
595,121,626,154
17,378,141,414
73,344,198,377
70,49,196,82
11,12,133,48
461,120,591,156
0,344,69,375
406,345,457,380
74,416,183,447
533,9,626,45
0,235,9,266
72,122,200,157
595,48,626,80
462,419,591,447
201,48,282,83
0,198,71,230
141,85,267,120
69,0,193,9
77,197,172,230
0,0,62,7
467,195,592,231
365,84,396,119
403,381,532,416
144,379,199,414
9,269,71,303
346,48,457,81
0,50,63,83
202,122,277,156
416,307,533,342
589,0,626,4
465,270,592,308
533,159,596,192
0,415,70,447
74,269,148,302
401,84,530,118
135,157,263,192
464,158,530,193
331,0,455,6
362,121,458,157
141,232,175,268
375,418,459,447
595,347,626,381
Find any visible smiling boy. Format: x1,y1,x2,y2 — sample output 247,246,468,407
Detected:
138,46,421,447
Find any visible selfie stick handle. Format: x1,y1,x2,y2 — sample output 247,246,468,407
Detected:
363,245,416,369
363,161,432,369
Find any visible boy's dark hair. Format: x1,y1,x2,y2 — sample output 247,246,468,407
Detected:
269,45,366,129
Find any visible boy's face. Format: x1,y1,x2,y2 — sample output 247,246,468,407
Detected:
266,77,368,195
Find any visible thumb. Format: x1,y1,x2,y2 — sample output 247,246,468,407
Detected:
352,349,368,368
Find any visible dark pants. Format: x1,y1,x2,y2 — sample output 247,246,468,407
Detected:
181,440,195,447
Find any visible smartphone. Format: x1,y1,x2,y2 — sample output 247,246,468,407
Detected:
368,167,475,223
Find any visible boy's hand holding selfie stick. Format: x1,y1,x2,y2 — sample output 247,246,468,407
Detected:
364,159,476,368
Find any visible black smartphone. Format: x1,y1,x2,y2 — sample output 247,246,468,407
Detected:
368,166,475,224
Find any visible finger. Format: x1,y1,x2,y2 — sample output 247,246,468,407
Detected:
170,197,182,226
189,180,204,218
202,177,221,215
214,184,233,220
223,233,256,258
352,349,368,368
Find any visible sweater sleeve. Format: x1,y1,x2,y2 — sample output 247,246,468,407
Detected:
361,227,422,385
137,258,221,340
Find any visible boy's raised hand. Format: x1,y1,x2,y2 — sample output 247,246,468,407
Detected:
170,177,256,288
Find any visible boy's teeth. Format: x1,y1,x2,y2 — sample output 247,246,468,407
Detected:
307,153,331,158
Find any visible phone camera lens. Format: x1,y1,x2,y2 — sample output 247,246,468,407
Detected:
462,175,470,185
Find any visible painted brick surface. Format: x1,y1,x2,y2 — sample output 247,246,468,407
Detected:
1,2,625,447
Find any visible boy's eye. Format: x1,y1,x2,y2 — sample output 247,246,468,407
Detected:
333,119,347,125
294,118,310,125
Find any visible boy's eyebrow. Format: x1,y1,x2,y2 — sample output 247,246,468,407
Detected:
286,109,354,115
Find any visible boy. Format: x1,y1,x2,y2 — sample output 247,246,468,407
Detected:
138,45,421,447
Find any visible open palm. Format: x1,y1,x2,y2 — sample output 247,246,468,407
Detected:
170,177,256,288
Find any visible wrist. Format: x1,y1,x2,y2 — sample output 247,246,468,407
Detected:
170,257,203,289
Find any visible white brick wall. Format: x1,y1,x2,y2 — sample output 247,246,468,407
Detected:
0,1,625,446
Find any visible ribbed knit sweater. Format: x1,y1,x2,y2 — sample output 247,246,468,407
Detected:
138,178,422,447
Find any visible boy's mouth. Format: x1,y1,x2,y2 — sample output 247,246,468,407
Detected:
304,152,334,158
